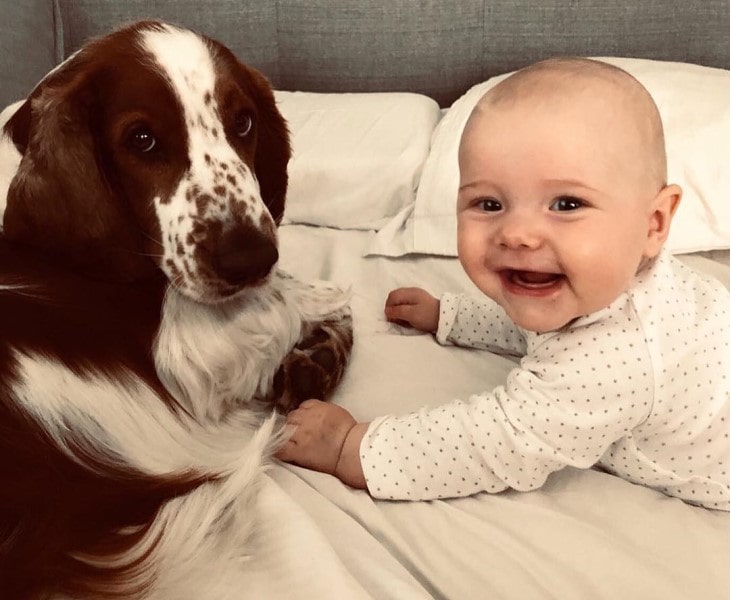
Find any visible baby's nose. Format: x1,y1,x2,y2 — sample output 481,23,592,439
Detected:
494,215,543,249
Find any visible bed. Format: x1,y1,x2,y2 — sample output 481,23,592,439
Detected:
2,2,730,598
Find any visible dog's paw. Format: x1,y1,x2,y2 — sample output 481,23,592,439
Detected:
272,318,352,413
275,352,330,412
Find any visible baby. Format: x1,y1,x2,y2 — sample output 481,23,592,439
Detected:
276,57,730,510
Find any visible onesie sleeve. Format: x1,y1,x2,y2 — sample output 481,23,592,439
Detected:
436,293,526,356
361,311,654,501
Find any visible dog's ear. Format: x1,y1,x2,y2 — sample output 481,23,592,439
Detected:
238,64,291,225
3,56,156,281
6,98,32,154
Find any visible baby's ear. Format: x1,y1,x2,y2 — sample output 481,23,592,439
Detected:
644,184,681,258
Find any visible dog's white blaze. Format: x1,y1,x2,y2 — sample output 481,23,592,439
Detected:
141,25,271,298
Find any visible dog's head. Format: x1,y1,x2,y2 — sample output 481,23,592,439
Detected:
2,21,290,303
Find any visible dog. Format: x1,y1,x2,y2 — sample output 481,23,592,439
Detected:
0,20,352,599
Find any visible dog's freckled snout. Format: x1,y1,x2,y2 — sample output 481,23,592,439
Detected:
214,225,278,284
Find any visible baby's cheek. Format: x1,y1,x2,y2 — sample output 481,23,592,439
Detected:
576,264,632,314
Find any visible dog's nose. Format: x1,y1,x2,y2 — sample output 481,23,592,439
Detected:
215,224,278,285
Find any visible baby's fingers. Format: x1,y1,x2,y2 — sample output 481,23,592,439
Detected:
274,437,297,461
385,287,423,307
384,302,416,326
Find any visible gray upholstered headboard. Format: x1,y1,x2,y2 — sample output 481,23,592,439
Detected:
3,0,730,108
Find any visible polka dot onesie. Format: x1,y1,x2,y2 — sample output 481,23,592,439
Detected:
361,252,730,509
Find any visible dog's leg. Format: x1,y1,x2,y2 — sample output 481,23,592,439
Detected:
269,272,353,413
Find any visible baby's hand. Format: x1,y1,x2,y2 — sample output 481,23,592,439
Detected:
384,287,440,333
275,399,357,477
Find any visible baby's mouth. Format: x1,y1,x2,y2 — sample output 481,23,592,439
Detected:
500,269,566,295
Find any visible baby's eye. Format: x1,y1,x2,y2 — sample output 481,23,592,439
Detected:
550,196,585,211
476,198,502,212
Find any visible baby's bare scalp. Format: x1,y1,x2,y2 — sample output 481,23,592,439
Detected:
465,57,668,193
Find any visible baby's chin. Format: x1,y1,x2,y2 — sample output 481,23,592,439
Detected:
505,307,577,334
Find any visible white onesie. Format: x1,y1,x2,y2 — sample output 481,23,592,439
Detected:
361,252,730,510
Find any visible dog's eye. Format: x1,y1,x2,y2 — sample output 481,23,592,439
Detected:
127,124,157,153
234,111,253,138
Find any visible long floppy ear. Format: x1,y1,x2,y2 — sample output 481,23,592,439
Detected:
3,58,156,281
238,64,291,225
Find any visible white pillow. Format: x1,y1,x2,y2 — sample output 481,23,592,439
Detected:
369,58,730,256
275,91,442,230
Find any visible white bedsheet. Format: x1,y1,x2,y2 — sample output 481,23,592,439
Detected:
241,225,730,600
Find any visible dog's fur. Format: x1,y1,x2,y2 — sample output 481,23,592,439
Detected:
0,21,352,599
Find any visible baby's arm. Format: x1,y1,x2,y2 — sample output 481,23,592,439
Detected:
278,311,654,501
275,400,368,490
438,293,526,355
384,287,527,356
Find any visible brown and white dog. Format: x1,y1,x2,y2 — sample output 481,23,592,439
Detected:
0,21,352,600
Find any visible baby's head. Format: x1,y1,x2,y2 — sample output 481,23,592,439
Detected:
456,57,681,333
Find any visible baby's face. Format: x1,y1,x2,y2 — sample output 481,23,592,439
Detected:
457,89,669,333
